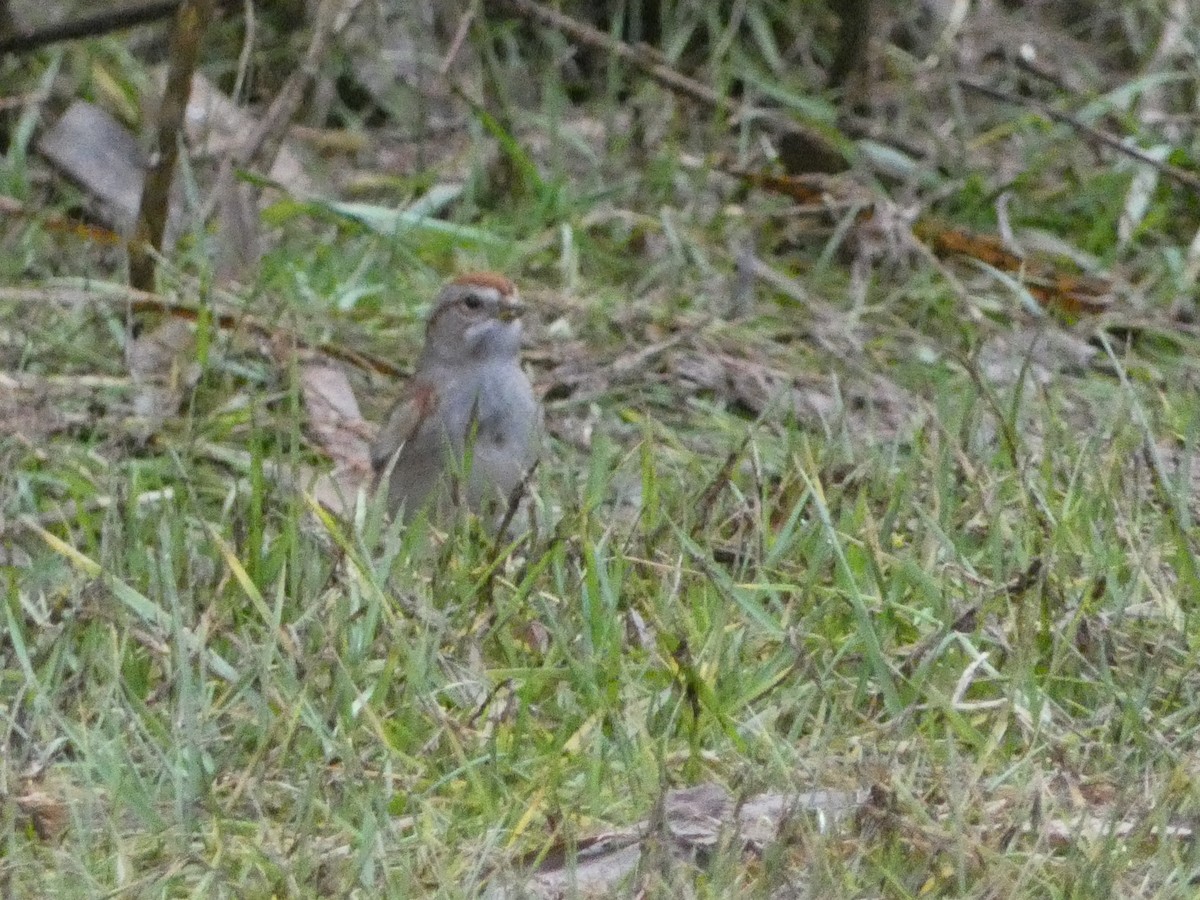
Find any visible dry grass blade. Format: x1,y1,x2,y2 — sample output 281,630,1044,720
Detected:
0,0,240,56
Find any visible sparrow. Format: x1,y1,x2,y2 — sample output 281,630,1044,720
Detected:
370,273,541,528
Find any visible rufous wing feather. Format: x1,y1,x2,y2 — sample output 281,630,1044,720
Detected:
370,380,438,472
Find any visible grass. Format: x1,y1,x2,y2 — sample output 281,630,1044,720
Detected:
5,1,1200,897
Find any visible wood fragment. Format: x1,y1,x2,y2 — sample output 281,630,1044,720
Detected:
129,0,216,290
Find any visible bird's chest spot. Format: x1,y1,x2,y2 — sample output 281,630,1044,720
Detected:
474,403,516,448
439,371,527,445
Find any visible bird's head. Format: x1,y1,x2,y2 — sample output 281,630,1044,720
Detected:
422,272,524,364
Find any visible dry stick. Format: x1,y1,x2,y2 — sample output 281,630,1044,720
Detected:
0,286,404,378
491,459,541,558
128,0,215,291
957,76,1200,198
488,0,724,108
0,0,236,56
827,0,872,90
233,0,353,172
439,8,476,75
194,0,356,245
484,0,843,166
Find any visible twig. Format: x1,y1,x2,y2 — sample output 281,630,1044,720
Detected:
484,0,844,168
0,285,404,378
0,0,238,56
489,0,727,111
0,1,16,42
439,8,476,75
129,0,216,291
0,489,175,538
235,0,358,173
827,0,872,91
491,458,540,556
957,76,1200,198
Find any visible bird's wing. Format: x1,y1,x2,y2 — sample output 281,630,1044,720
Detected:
370,379,439,472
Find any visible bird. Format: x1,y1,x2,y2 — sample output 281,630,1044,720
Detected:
370,273,541,529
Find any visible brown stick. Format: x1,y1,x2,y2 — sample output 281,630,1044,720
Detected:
0,286,405,378
957,76,1200,198
484,0,845,170
234,0,353,172
128,0,215,291
0,0,239,56
0,0,16,42
827,0,872,90
491,0,729,113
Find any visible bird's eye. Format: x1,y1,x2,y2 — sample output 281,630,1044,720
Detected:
462,294,483,310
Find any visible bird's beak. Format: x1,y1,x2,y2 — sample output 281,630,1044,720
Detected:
496,296,525,322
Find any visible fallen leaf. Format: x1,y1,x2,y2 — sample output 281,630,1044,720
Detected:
294,360,378,518
671,349,915,440
16,787,69,842
307,465,372,519
183,71,317,195
299,361,375,470
37,100,157,235
978,325,1097,386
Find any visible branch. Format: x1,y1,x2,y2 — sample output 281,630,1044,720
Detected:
235,0,357,172
128,0,216,291
957,76,1200,198
0,0,239,56
484,0,846,172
